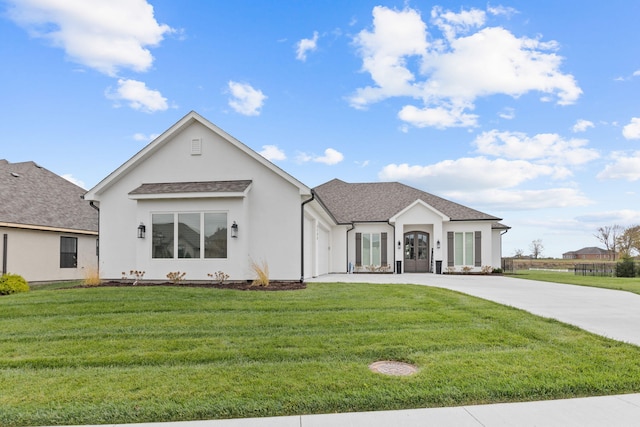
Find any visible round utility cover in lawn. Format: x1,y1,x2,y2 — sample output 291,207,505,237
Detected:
369,361,419,376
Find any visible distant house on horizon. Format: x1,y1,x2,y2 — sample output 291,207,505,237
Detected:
0,160,99,282
562,247,617,261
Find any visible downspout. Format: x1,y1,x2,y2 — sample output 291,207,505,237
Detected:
387,220,396,273
2,233,7,276
300,190,315,282
89,201,100,271
346,223,355,272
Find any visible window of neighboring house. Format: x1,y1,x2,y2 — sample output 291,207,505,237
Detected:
152,212,227,259
448,231,481,267
60,236,77,268
356,232,386,267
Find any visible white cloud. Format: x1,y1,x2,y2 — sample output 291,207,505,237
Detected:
106,79,168,113
445,187,592,210
7,0,173,76
473,130,599,166
349,5,581,129
487,5,519,18
398,104,478,128
259,145,286,161
133,132,159,142
349,6,428,109
296,148,344,165
314,148,344,165
572,119,594,133
431,6,486,41
378,157,557,191
622,117,640,139
597,151,640,181
296,31,319,61
227,81,267,116
61,173,86,189
498,107,515,120
576,209,640,225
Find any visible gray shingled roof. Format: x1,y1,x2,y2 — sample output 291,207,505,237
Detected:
0,160,98,232
563,247,613,256
129,180,252,195
313,179,501,224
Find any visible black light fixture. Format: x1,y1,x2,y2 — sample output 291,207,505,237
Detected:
231,221,238,238
397,240,401,249
436,239,441,249
137,222,146,239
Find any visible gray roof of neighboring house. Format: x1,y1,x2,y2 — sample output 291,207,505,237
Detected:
563,247,614,255
0,160,98,232
313,179,502,224
129,180,252,195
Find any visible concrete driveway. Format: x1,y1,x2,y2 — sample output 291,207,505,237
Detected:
306,273,640,346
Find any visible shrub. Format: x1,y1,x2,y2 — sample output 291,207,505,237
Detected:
0,274,30,295
615,257,637,278
208,271,229,284
166,271,186,284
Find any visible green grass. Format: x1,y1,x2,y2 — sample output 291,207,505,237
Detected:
2,283,640,426
513,270,640,295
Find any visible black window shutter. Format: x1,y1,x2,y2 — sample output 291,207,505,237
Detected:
381,232,387,266
447,232,454,267
355,233,362,266
475,231,482,267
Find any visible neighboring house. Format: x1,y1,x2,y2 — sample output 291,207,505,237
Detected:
84,111,509,281
0,160,99,282
562,247,616,260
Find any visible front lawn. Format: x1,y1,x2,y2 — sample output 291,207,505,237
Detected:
514,270,640,295
2,283,640,426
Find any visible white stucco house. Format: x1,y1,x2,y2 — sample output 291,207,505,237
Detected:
84,111,508,282
0,160,99,282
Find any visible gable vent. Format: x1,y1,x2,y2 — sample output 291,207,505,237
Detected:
191,138,202,155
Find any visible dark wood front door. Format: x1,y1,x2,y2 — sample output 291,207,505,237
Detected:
404,232,429,272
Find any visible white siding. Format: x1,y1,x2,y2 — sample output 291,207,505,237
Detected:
93,121,304,281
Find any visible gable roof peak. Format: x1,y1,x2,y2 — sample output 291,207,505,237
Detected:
85,110,310,200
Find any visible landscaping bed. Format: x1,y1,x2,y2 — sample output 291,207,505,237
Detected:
72,280,306,291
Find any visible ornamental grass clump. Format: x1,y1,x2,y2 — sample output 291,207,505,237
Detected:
83,267,102,286
250,259,269,287
0,273,30,295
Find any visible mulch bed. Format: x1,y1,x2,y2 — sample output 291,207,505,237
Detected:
73,281,306,291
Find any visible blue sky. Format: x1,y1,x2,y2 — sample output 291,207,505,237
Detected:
2,0,640,258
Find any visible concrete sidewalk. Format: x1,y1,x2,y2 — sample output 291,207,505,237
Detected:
69,393,640,427
51,274,640,427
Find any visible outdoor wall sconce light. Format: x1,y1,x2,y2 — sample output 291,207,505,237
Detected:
231,221,238,238
436,240,441,249
137,223,146,239
397,240,401,249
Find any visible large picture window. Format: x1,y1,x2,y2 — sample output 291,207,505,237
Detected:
60,236,77,268
152,212,227,259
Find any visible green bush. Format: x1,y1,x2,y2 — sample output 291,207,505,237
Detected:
615,257,637,278
0,273,30,295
